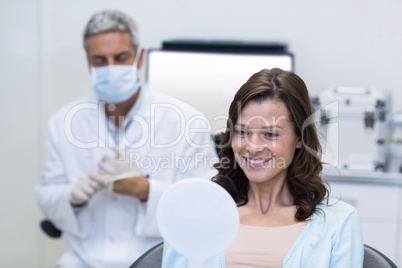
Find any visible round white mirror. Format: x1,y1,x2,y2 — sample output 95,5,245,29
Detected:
157,178,239,268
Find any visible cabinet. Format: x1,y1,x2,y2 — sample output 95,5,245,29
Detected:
399,223,402,266
325,173,402,266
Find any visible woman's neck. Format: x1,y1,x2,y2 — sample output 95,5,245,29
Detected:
247,179,293,214
239,179,297,227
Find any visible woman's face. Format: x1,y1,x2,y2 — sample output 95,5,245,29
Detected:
232,99,302,185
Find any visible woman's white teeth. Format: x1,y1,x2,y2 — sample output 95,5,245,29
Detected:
248,158,269,164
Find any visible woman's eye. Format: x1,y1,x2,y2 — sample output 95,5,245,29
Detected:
265,132,278,138
235,130,248,137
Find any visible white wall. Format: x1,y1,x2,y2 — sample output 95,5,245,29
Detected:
0,0,41,267
1,0,401,267
40,0,402,119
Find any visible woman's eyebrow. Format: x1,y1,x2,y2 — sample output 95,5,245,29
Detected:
234,124,284,130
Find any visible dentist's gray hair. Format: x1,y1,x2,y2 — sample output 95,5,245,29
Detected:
83,9,139,50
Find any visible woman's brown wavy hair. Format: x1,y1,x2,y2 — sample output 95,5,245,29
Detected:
212,68,329,221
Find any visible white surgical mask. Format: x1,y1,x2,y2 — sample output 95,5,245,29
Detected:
91,59,139,104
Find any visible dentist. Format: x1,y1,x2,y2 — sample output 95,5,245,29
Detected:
35,9,218,268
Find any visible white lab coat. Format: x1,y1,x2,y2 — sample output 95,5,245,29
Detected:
35,85,218,268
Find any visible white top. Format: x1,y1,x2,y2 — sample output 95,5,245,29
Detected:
225,222,307,268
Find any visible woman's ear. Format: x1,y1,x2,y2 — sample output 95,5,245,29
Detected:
296,139,302,149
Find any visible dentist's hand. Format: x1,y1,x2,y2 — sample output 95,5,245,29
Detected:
70,172,108,206
113,175,150,201
98,154,141,179
98,151,149,201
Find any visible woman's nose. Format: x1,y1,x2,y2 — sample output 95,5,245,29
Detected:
246,133,266,153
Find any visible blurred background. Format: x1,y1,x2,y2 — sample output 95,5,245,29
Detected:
1,0,401,267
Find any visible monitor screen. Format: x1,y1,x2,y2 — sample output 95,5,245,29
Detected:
146,46,293,133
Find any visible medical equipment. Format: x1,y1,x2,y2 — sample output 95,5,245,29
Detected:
312,86,391,172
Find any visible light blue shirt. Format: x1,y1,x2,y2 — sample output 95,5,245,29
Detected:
162,198,364,268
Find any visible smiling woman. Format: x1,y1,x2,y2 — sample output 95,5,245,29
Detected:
232,99,302,188
215,68,326,221
162,68,364,268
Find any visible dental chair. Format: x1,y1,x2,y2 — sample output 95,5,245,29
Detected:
128,243,398,268
363,244,398,268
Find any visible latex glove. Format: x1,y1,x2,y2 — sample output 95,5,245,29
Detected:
98,152,141,191
70,172,108,205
